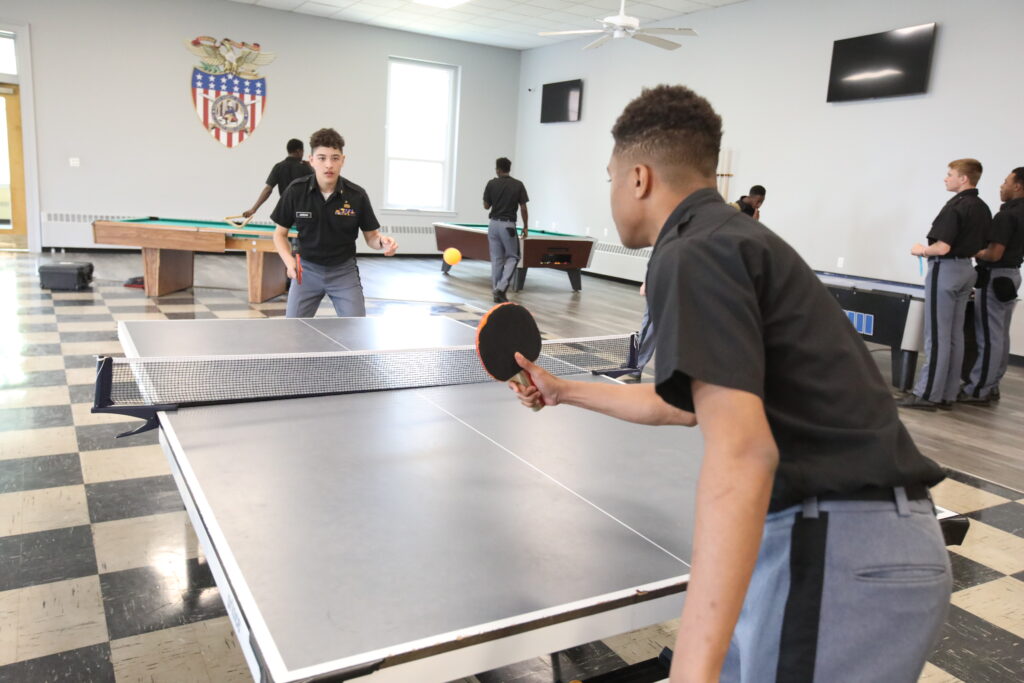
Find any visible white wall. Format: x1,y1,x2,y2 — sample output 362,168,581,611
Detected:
0,0,520,245
515,0,1024,350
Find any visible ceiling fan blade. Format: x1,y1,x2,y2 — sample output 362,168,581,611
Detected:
638,27,698,36
583,34,613,50
538,29,606,36
631,33,682,50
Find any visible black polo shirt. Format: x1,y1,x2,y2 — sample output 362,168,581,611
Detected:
270,175,380,267
927,188,991,257
483,175,529,221
266,156,312,196
732,196,755,216
981,197,1024,269
647,188,943,512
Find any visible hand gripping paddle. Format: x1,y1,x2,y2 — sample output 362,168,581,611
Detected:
476,303,543,411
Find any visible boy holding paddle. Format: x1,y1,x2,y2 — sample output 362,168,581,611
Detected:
510,85,950,683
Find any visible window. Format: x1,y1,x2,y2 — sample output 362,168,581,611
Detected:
0,32,16,76
384,57,459,212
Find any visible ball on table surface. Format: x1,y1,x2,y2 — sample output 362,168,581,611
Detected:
443,248,462,266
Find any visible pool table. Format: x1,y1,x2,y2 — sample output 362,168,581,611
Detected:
93,217,297,303
433,222,596,291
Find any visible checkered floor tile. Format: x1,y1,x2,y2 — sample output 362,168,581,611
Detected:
1,251,1022,682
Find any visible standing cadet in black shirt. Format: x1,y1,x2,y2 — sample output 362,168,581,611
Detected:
961,167,1024,404
242,138,312,218
483,157,529,303
509,85,949,683
271,128,397,318
728,185,765,219
900,160,991,409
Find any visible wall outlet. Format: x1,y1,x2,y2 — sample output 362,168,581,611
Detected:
836,256,845,269
69,157,80,167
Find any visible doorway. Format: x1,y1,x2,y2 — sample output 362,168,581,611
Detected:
0,83,26,250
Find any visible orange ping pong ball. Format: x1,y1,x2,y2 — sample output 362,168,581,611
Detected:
443,248,462,266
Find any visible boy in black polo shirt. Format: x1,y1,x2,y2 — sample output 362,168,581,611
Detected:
900,159,991,409
483,157,529,303
271,128,397,318
510,85,949,682
242,138,312,219
961,166,1024,403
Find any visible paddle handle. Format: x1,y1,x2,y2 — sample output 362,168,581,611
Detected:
513,370,543,412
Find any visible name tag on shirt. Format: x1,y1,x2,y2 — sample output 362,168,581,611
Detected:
295,211,312,219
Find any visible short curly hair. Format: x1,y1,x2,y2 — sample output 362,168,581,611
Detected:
611,85,721,179
309,128,345,153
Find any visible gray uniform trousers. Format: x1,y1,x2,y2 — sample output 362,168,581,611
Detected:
912,258,976,402
720,490,950,683
488,219,520,293
963,267,1021,399
285,257,366,318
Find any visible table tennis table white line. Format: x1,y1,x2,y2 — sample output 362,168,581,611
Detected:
297,318,356,350
159,397,692,683
415,389,692,568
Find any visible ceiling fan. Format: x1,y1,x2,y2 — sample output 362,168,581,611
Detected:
538,0,698,51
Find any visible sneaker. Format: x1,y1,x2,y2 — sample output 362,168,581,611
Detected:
956,391,991,406
895,394,938,411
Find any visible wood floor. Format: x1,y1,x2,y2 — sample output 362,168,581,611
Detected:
53,248,1024,491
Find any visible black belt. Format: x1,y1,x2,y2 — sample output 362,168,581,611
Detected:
816,484,930,504
928,255,971,261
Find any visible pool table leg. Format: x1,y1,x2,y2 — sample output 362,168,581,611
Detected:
567,269,582,291
892,349,918,391
142,247,193,297
248,250,287,303
514,268,527,291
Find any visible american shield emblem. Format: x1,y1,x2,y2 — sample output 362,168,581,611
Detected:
186,37,274,149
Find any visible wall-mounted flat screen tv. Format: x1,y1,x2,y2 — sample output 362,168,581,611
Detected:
541,79,583,123
827,23,937,102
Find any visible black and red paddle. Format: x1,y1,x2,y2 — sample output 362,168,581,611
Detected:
476,302,543,411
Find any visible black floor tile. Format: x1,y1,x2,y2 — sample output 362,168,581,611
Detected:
18,343,62,356
949,551,1005,592
0,369,68,389
53,313,115,323
15,293,53,301
942,468,1023,501
163,312,218,319
85,474,183,523
203,303,253,311
69,384,96,404
1012,571,1024,583
0,453,83,494
105,305,162,314
0,525,97,592
15,306,55,315
75,422,159,451
262,309,288,317
59,330,119,343
100,558,226,640
928,605,1024,682
53,299,105,307
0,404,74,432
0,643,115,683
17,322,58,333
965,502,1024,539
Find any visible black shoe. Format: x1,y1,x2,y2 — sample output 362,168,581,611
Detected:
937,400,954,411
991,387,1001,402
956,391,991,406
895,394,938,411
493,290,508,303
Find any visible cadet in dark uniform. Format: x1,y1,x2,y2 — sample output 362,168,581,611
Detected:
482,157,529,303
728,184,766,219
510,85,949,682
900,159,991,409
271,128,397,318
242,138,312,218
961,166,1024,404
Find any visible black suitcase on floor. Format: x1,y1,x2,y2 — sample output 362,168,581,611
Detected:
39,261,94,290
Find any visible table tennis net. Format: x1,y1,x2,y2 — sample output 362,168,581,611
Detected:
93,335,636,434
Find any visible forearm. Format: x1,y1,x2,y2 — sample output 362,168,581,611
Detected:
250,186,273,212
916,240,951,257
671,442,776,681
520,208,529,230
272,228,294,266
557,380,695,426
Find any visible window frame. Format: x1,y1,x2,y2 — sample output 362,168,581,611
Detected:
382,56,460,213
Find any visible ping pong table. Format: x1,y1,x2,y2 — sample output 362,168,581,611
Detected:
113,316,703,682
